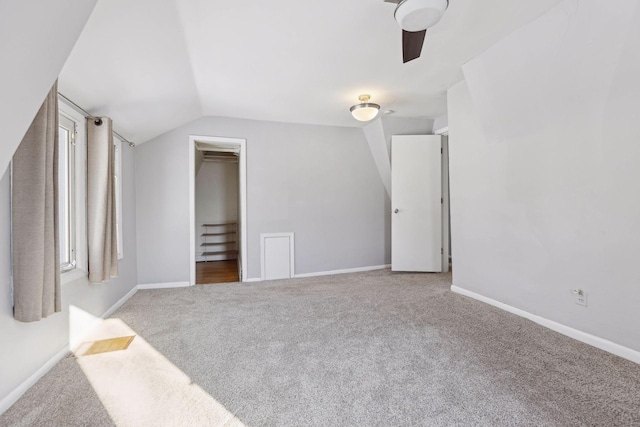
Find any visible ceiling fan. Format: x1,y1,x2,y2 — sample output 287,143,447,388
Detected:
384,0,449,63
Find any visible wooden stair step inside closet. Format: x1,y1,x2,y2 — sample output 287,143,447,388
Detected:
201,232,236,237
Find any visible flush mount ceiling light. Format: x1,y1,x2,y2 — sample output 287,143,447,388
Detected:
393,0,448,32
350,95,381,122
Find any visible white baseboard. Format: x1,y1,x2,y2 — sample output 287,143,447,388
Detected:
0,345,68,416
137,281,191,290
294,264,391,279
451,285,640,365
103,286,138,320
0,284,139,416
246,264,391,282
68,286,139,350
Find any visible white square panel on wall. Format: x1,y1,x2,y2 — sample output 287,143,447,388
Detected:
261,232,295,280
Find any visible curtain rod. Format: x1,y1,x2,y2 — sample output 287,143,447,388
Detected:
57,93,136,148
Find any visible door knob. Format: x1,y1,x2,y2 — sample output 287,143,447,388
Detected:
394,209,399,214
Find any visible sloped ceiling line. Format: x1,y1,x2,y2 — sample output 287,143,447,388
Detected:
57,0,566,145
0,0,98,174
363,118,392,198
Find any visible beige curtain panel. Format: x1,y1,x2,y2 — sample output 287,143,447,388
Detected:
87,117,119,283
12,82,61,322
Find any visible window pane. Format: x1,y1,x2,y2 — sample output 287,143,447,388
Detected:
58,126,70,266
58,113,76,271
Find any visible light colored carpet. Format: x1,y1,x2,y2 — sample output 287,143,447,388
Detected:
2,270,640,426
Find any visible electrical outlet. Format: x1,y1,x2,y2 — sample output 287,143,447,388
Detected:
572,289,587,307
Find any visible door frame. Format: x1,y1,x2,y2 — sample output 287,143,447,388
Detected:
189,135,248,285
434,127,451,273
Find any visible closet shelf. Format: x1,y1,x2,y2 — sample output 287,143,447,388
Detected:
202,250,238,256
201,241,236,247
201,223,237,261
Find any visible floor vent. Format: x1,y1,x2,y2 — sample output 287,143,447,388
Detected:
80,336,136,356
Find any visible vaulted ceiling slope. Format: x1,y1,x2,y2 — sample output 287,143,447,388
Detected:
0,0,97,175
59,0,564,144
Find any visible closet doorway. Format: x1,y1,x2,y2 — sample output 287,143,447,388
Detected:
189,136,248,285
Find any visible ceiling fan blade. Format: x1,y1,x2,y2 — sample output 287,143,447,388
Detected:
384,0,402,3
402,29,426,63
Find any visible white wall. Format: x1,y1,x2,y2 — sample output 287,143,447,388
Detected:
448,0,640,353
381,116,433,157
195,161,239,261
362,116,433,199
363,119,392,198
0,0,97,175
0,146,138,406
432,115,448,133
136,116,390,282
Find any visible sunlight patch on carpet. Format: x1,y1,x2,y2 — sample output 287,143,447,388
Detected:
73,317,245,427
79,336,136,356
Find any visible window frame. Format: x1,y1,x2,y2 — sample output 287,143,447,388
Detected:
58,100,88,284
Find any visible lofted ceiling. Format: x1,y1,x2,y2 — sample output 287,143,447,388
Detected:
59,0,564,144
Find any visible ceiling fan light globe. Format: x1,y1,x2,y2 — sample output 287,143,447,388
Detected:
395,0,448,32
350,104,380,122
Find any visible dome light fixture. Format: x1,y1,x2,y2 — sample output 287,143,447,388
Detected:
350,95,381,122
394,0,448,32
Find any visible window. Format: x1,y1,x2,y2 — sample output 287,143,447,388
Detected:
58,114,77,271
57,101,88,282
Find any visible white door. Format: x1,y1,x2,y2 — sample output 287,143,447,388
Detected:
392,135,442,272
